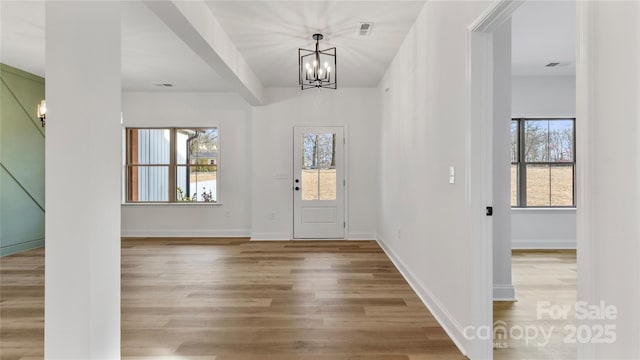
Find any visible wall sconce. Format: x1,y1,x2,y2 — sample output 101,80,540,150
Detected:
37,100,47,127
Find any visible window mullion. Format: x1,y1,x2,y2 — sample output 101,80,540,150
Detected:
169,129,176,202
125,129,130,202
571,118,578,207
518,119,527,207
547,120,551,205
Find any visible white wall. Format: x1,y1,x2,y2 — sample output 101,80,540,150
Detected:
121,89,379,240
512,75,575,118
251,88,379,240
121,92,252,237
377,2,494,357
511,208,576,248
45,2,121,357
576,2,640,358
493,20,515,300
511,75,576,249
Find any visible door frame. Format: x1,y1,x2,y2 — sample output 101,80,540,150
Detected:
467,1,523,358
292,125,347,240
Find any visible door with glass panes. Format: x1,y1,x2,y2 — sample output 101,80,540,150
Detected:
293,127,344,239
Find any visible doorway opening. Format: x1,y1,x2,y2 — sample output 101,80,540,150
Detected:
492,1,578,359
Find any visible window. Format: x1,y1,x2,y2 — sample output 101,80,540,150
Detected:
511,118,575,207
302,133,337,201
126,128,218,203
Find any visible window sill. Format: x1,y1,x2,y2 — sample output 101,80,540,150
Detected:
511,207,576,214
121,202,223,207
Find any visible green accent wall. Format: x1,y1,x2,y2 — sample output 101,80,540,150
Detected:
0,64,45,256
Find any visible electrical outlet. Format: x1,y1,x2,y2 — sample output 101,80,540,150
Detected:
270,212,276,221
225,211,231,218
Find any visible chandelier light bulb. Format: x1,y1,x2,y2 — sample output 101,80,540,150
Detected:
298,33,336,90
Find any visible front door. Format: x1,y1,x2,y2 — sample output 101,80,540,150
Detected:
293,127,345,239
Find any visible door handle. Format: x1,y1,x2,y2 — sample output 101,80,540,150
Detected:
295,179,300,183
295,186,300,191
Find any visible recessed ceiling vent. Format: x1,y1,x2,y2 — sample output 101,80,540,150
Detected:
545,62,561,67
154,83,174,87
357,22,374,37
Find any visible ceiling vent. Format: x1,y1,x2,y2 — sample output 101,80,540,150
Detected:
357,22,374,37
545,62,561,67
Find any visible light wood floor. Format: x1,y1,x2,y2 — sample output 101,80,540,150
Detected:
1,239,465,360
0,248,44,360
494,250,577,360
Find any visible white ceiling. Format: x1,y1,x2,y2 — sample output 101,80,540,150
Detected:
511,0,576,77
0,1,230,92
1,0,576,92
0,1,45,79
121,2,230,92
205,1,427,88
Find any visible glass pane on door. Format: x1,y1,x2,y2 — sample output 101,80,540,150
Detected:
302,134,319,200
301,132,337,201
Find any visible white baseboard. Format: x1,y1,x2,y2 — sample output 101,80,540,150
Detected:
1,238,45,257
493,284,516,301
250,232,292,241
512,238,576,250
347,232,377,240
376,235,468,358
121,229,251,238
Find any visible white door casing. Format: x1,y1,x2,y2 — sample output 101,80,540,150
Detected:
293,127,345,239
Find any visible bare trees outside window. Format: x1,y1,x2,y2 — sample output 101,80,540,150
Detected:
511,119,575,207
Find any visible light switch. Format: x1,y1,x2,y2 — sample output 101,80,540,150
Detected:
449,166,455,184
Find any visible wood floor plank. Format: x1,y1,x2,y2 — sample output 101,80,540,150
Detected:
0,247,45,360
493,250,576,360
1,239,464,359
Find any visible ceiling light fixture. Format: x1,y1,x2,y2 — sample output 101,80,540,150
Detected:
298,33,337,90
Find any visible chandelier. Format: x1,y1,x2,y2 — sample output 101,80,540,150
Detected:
298,33,337,90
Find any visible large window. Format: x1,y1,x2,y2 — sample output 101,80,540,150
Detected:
511,118,575,207
126,128,218,203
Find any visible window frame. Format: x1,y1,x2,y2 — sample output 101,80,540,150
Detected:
511,117,576,208
125,126,221,204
